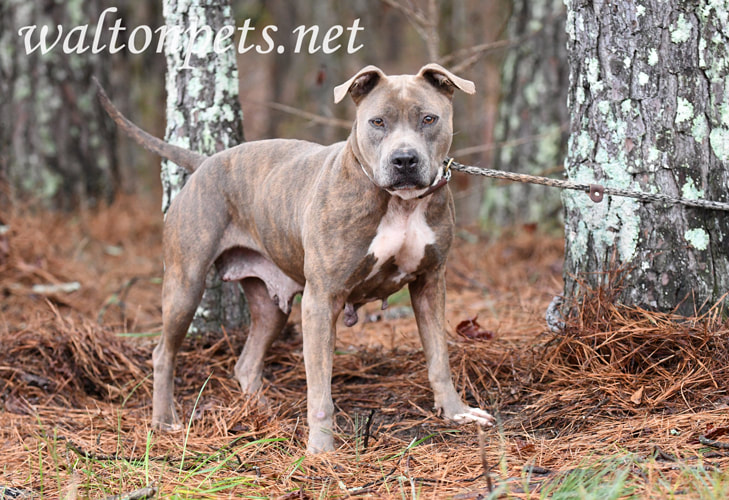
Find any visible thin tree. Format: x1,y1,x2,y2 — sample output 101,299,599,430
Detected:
562,1,729,314
485,0,569,227
162,0,246,333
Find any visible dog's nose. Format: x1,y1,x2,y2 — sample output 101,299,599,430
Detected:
390,149,420,170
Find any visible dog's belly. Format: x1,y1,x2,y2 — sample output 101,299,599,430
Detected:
216,247,303,314
215,191,443,327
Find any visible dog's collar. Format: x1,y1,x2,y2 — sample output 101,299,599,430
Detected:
357,158,453,199
417,158,453,199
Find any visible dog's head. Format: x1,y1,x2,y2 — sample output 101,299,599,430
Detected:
334,64,475,200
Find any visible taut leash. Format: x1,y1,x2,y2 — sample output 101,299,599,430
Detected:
446,158,729,212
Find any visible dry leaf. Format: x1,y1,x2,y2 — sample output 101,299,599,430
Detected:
456,315,494,341
704,425,729,440
630,386,644,405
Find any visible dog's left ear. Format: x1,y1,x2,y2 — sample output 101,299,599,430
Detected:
334,65,387,105
417,63,475,97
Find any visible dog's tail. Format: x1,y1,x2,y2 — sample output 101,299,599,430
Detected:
93,77,207,172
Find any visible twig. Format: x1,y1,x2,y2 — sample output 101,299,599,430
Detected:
62,434,256,471
98,277,140,324
477,425,493,493
523,464,552,475
363,408,376,451
246,101,351,129
380,0,440,61
450,125,568,158
651,446,677,462
444,10,566,73
699,435,729,450
103,486,158,500
449,268,489,292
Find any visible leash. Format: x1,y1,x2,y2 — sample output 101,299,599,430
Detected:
445,158,729,212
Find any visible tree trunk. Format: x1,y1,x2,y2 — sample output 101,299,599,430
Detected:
484,0,569,227
162,0,247,334
562,0,729,315
0,0,119,210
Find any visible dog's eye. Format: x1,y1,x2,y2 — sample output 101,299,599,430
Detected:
422,115,438,126
370,118,385,128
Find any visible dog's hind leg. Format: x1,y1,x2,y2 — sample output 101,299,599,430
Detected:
234,278,289,396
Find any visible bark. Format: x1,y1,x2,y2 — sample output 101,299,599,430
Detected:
484,0,569,226
0,0,119,210
563,0,729,314
162,0,247,334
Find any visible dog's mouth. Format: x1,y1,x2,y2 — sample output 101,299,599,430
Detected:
386,172,434,191
388,181,427,191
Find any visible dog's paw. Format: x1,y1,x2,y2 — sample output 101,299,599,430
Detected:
153,420,183,432
307,429,335,454
451,407,495,427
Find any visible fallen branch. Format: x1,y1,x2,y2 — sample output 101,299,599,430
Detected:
699,435,729,450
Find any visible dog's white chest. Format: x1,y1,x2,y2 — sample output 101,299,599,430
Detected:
367,198,435,278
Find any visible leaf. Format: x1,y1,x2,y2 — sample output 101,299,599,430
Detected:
512,438,535,456
630,386,644,405
456,315,494,341
704,425,729,440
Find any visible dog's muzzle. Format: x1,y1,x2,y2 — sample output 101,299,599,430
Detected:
388,148,427,190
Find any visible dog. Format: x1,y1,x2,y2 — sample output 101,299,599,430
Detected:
97,63,494,453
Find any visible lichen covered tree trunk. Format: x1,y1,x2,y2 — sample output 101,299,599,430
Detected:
162,0,246,333
0,0,119,209
484,0,568,226
562,0,729,314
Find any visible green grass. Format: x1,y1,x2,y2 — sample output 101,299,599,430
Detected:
15,426,729,499
536,457,638,499
500,453,729,500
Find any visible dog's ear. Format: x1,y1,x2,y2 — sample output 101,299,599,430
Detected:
417,63,475,98
333,65,387,105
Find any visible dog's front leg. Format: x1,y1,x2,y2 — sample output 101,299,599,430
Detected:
409,269,494,426
300,284,340,453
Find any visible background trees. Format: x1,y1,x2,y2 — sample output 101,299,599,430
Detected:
3,0,727,322
0,1,119,210
484,0,569,228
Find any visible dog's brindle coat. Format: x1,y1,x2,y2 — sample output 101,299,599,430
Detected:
98,64,493,453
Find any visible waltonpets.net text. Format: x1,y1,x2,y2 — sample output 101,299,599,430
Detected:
18,7,365,68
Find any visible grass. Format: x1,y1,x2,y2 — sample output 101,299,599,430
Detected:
15,427,729,499
535,456,638,499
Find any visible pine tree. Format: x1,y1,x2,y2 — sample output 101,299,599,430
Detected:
562,1,729,314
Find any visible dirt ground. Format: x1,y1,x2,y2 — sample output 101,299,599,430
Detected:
1,194,728,499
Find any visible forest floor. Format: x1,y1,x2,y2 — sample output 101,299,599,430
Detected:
1,194,729,499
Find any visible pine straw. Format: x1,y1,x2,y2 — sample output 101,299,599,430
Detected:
1,201,729,498
523,280,729,436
